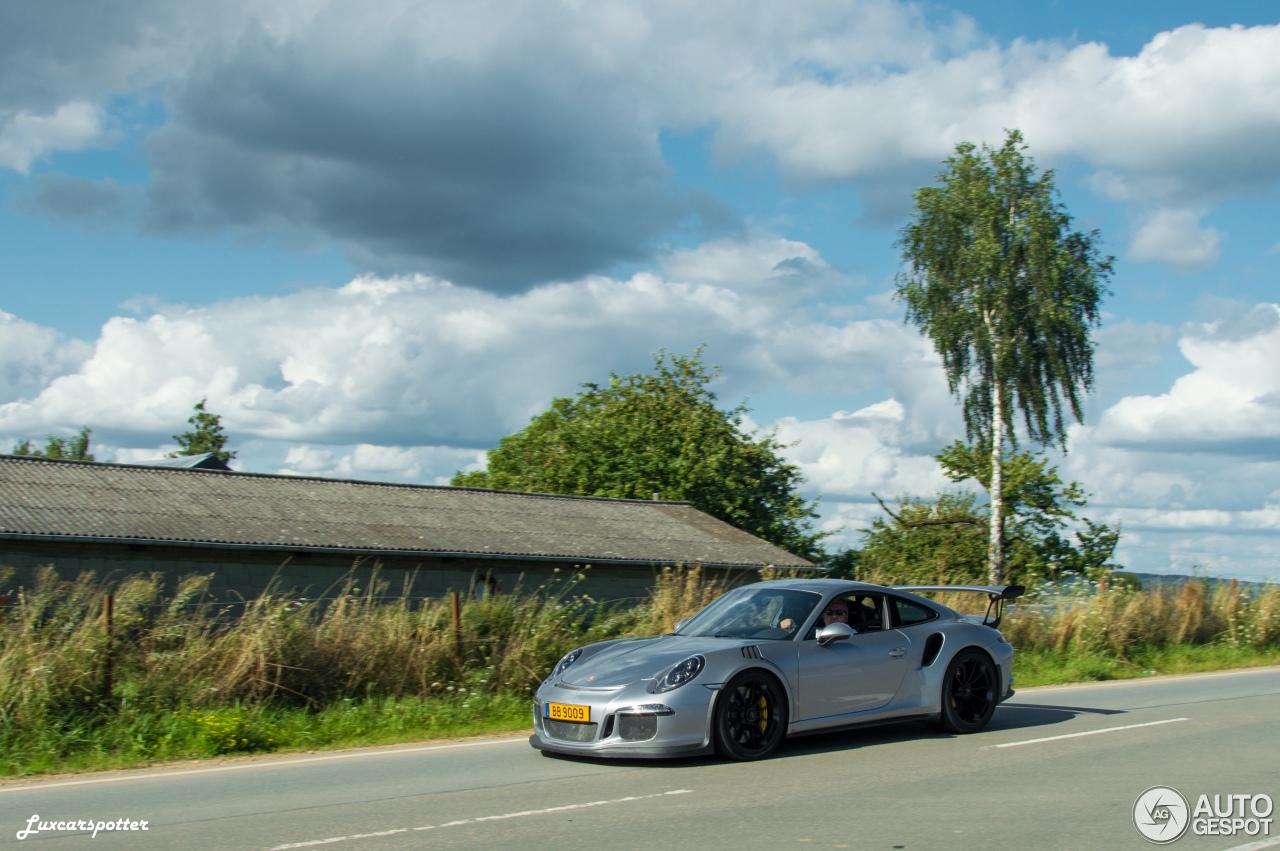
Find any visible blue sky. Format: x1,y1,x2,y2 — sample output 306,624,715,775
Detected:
2,1,1278,580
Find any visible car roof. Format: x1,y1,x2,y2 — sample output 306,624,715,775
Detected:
749,578,949,607
750,578,894,593
735,578,960,619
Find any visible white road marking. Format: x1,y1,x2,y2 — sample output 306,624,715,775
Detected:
270,828,409,848
269,790,693,849
1218,837,1280,851
0,737,528,793
986,717,1190,748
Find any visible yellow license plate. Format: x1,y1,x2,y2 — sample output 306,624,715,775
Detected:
545,702,590,723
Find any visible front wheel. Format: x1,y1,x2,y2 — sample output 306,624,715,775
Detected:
713,670,788,761
934,648,998,734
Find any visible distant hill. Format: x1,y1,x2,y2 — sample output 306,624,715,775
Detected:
1130,572,1277,592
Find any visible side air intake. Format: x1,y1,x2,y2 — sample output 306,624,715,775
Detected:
921,633,945,667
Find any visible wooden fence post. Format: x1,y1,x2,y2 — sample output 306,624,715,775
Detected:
451,591,462,666
103,594,115,700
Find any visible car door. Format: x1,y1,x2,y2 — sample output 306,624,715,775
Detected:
794,594,912,721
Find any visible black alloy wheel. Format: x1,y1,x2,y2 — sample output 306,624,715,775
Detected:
935,647,998,734
714,670,788,760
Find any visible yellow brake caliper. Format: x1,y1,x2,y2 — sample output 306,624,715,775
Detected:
758,694,769,733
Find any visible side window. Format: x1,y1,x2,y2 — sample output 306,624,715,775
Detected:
851,595,883,632
806,595,852,640
806,593,890,636
892,597,938,628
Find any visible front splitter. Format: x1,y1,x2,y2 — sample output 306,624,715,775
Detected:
528,734,714,760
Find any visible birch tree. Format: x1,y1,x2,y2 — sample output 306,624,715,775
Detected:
895,130,1112,583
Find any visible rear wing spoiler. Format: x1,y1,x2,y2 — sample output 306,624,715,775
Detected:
892,585,1025,629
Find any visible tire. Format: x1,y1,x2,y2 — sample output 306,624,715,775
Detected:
934,647,998,734
713,670,788,761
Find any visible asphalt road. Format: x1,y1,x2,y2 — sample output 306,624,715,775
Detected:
3,667,1279,851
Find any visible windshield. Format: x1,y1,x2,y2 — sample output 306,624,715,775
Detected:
675,586,821,640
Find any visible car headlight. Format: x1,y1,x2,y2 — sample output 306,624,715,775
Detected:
650,655,705,693
551,648,584,678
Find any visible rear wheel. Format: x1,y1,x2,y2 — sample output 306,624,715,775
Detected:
935,648,998,734
713,670,787,761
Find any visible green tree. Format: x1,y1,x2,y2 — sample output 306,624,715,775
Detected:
855,441,1121,585
452,351,827,560
858,491,989,584
169,399,237,462
11,426,95,461
895,129,1112,582
935,439,1120,582
822,548,862,580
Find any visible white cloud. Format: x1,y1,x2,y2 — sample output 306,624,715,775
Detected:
1128,208,1223,272
1064,416,1280,518
0,101,104,173
113,446,175,465
698,22,1280,200
1057,313,1280,582
658,235,854,298
0,237,930,450
0,311,91,405
772,400,950,501
279,444,485,485
1120,530,1280,583
1108,507,1280,532
1093,303,1280,452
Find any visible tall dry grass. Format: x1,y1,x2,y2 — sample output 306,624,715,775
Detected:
8,559,1273,745
0,562,726,741
630,564,728,635
854,567,1279,659
3,562,1278,774
1001,577,1280,657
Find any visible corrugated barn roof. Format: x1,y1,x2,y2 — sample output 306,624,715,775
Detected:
0,455,813,569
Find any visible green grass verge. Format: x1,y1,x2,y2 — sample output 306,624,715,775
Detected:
0,691,532,779
5,644,1279,779
1012,643,1280,688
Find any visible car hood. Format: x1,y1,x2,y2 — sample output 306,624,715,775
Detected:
559,634,750,688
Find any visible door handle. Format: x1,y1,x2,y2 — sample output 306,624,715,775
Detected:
889,647,906,658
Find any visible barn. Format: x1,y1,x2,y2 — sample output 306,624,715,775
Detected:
0,454,814,604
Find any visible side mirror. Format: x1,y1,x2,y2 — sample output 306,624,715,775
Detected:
816,622,855,647
673,618,689,633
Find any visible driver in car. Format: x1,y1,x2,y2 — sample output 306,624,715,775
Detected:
780,599,854,633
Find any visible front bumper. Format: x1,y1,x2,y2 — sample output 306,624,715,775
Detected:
529,678,719,759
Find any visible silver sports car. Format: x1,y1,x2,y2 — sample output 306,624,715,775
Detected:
530,578,1024,760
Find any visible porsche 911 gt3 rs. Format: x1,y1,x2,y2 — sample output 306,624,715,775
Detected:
530,578,1023,760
